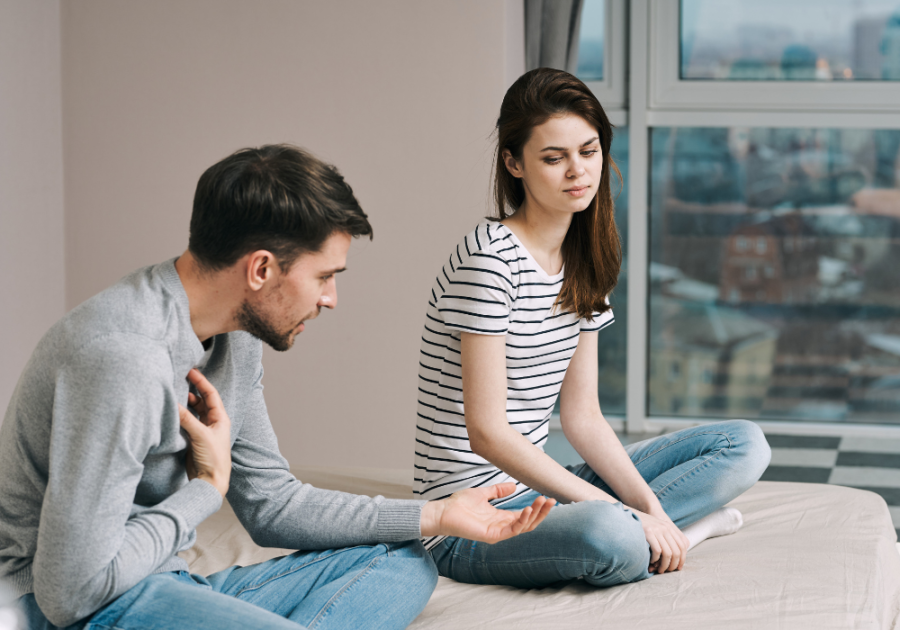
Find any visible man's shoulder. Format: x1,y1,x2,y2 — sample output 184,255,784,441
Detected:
36,261,186,373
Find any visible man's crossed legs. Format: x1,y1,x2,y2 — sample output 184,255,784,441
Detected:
21,540,436,630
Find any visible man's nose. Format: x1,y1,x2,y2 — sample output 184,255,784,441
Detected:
319,278,337,309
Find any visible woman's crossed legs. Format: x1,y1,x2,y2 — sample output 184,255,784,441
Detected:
430,420,771,589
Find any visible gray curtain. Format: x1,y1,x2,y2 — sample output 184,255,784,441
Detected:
524,0,585,73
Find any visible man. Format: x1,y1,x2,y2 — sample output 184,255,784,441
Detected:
0,144,553,630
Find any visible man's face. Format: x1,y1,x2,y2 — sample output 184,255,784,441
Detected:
237,231,350,351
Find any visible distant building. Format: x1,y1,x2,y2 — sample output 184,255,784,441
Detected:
882,12,900,79
648,296,777,418
854,16,888,80
851,333,900,423
719,212,819,305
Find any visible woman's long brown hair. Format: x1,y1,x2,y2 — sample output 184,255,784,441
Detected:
493,68,622,320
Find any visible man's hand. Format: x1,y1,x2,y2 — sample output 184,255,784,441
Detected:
178,368,232,497
632,508,689,574
420,483,554,543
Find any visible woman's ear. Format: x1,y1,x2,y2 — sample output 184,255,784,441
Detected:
502,149,523,179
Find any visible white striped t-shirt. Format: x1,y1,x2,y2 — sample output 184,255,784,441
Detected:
414,220,614,549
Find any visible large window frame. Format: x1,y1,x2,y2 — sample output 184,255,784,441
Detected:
558,0,900,439
583,0,629,120
648,1,900,114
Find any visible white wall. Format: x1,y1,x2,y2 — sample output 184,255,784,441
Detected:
0,1,65,417
60,0,522,469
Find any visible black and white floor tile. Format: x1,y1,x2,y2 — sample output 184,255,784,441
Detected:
762,433,900,538
544,429,900,538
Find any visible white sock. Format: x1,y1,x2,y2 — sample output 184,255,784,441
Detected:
682,507,743,551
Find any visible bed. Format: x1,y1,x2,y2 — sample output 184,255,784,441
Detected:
180,466,900,629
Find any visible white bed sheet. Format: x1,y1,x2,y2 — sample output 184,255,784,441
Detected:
180,467,900,629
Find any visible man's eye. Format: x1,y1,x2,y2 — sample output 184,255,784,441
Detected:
321,274,333,281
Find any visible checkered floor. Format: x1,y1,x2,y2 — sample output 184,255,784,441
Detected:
761,433,900,538
544,429,900,538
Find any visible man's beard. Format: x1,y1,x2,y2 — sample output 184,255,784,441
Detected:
236,300,295,352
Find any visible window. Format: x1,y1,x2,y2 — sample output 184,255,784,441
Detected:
577,0,628,113
572,0,900,433
756,237,767,254
650,1,900,113
649,125,900,423
597,126,629,415
681,0,900,82
576,0,606,81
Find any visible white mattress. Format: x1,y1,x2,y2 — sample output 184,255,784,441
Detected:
180,467,900,629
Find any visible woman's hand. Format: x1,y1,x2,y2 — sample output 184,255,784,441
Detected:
632,508,689,574
178,368,233,497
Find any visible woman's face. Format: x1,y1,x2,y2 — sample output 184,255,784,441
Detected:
504,113,603,217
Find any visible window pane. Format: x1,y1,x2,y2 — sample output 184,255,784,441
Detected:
649,127,900,423
681,0,900,81
598,125,628,415
576,0,605,81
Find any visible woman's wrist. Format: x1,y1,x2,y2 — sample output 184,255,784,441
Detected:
626,493,664,517
645,501,669,519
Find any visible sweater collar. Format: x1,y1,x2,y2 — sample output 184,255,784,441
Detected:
156,257,205,369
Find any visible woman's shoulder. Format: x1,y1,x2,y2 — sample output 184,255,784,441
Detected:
454,220,521,266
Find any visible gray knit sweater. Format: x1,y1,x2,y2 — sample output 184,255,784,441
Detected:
0,259,425,627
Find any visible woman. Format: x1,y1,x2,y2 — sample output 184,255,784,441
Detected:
413,68,771,589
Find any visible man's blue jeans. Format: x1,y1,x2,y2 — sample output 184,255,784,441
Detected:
21,540,437,630
431,420,771,589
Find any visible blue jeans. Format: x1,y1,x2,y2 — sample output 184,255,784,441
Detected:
21,541,437,630
430,420,771,589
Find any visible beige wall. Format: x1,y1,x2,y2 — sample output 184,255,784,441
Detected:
61,0,522,469
0,1,65,416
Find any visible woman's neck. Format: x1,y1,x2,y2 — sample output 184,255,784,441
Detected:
501,200,572,276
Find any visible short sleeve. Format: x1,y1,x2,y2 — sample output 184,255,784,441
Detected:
581,302,615,332
434,250,515,335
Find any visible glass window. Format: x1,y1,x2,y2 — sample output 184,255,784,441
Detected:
649,126,900,424
597,125,628,415
681,0,900,81
576,0,606,81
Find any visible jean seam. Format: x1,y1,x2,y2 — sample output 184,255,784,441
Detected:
631,430,735,470
447,552,631,586
448,554,611,566
653,443,730,500
233,545,375,597
307,555,383,629
442,552,626,582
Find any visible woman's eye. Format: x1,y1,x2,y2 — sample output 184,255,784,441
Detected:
544,157,563,164
581,149,599,157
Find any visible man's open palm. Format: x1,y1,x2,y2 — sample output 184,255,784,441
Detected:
434,483,554,544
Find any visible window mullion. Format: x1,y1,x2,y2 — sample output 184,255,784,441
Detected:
626,0,651,435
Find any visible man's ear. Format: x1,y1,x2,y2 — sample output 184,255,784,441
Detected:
245,250,277,291
503,149,523,179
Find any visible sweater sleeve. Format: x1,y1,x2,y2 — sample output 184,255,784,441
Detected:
32,335,222,627
226,339,425,550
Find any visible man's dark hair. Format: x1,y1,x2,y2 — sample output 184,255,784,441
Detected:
189,144,373,272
